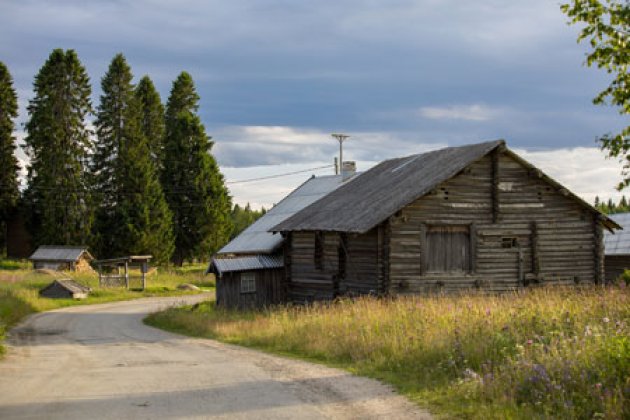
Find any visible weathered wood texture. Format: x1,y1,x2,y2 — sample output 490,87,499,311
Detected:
389,152,598,293
216,268,285,310
287,228,383,302
604,255,629,284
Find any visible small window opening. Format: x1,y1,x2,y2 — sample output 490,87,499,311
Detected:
240,272,256,293
314,233,324,270
501,237,518,248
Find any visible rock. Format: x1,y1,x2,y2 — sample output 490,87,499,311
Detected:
177,283,200,291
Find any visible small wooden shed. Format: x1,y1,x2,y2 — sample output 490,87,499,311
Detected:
29,245,95,272
207,173,353,309
40,279,91,299
209,255,284,309
272,140,619,302
603,212,630,283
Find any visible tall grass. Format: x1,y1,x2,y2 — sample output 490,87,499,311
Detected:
147,286,629,419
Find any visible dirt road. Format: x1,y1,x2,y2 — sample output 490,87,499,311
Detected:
0,295,430,419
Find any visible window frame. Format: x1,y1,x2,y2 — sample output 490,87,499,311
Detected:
423,224,472,274
240,272,256,294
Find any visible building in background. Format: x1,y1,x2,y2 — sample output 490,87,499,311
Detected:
29,245,95,272
603,212,630,283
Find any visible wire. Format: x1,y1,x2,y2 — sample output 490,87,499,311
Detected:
226,164,334,184
0,164,335,193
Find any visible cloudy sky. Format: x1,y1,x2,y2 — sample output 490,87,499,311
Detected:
2,0,628,208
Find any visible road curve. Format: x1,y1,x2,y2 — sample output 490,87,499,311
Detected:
0,295,430,419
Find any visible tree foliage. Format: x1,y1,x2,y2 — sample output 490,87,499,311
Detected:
594,194,630,213
93,54,174,263
230,203,266,240
0,62,20,251
135,75,165,171
23,49,93,247
561,0,630,187
163,72,232,265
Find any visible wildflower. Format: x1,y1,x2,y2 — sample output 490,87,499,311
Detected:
602,317,610,324
527,339,533,346
595,383,602,390
486,308,491,316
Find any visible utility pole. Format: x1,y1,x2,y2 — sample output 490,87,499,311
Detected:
331,133,350,173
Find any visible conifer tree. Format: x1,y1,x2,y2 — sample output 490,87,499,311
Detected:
135,76,165,171
163,72,232,265
23,49,93,247
93,54,173,263
0,62,20,251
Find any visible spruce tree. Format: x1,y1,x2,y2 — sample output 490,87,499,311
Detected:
93,54,174,263
163,72,232,265
135,76,165,171
0,62,20,251
23,49,93,247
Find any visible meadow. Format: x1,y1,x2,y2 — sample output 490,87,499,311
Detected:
0,259,213,356
146,286,629,419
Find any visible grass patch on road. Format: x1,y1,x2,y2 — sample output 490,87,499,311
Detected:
0,260,214,356
146,286,629,419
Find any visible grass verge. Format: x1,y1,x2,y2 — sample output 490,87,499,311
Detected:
0,260,214,356
145,286,629,419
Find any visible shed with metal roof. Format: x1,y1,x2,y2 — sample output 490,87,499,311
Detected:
603,212,630,283
208,173,353,309
272,140,618,302
29,245,95,272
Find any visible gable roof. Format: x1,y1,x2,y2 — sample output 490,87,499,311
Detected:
218,174,349,255
272,140,503,233
604,212,630,255
40,279,91,295
271,140,619,234
29,245,93,262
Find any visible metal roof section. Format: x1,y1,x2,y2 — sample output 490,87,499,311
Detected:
272,140,619,234
29,245,93,262
218,174,349,255
604,212,630,255
209,255,284,276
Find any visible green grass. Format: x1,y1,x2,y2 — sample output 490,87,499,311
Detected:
146,286,629,419
0,259,214,356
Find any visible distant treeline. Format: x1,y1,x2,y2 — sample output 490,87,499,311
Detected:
230,203,267,240
594,196,630,215
0,50,244,265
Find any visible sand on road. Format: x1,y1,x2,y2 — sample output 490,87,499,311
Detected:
0,295,430,419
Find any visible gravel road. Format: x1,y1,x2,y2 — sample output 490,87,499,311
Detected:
0,295,430,419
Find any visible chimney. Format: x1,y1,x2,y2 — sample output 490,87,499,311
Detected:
341,161,356,181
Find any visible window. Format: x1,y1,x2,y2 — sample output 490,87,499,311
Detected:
501,237,518,249
240,272,256,293
314,232,324,270
425,225,471,273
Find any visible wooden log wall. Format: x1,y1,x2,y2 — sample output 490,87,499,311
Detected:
341,227,381,294
287,228,384,302
604,255,629,284
389,152,599,294
288,231,339,302
216,268,285,310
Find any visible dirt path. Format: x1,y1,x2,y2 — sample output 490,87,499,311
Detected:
0,295,430,419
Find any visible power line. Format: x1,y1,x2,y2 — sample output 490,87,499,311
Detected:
226,164,334,184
